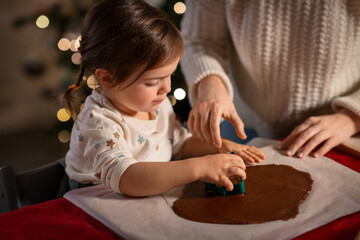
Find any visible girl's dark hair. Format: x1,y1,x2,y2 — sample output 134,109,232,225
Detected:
62,0,184,119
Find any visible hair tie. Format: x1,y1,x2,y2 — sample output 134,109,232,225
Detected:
69,84,81,92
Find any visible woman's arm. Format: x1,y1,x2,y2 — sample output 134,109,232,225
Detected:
180,1,246,148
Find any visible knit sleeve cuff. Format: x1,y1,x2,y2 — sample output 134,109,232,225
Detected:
332,89,360,117
181,53,234,106
110,158,137,194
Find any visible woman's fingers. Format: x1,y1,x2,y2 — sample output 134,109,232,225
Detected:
189,101,226,148
187,112,195,136
296,130,328,158
288,125,323,157
278,111,359,158
199,103,213,145
279,117,316,151
227,112,247,140
312,138,338,158
192,110,206,142
209,103,223,148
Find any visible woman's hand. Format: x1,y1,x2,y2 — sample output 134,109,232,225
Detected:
194,153,246,191
187,75,247,149
219,138,266,163
278,109,360,158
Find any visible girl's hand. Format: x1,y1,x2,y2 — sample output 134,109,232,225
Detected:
194,153,246,191
278,109,360,158
219,138,266,163
188,75,247,149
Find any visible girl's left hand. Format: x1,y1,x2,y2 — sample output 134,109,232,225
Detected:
278,109,360,158
219,138,266,163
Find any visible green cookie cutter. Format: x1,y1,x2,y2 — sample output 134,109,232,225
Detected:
204,152,245,196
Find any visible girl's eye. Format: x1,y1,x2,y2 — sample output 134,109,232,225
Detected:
145,81,159,87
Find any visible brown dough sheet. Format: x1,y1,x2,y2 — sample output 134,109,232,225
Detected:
172,164,313,224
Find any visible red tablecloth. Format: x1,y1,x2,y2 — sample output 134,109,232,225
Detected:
0,149,359,240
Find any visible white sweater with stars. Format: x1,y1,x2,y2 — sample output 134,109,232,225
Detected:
181,0,360,138
65,90,191,193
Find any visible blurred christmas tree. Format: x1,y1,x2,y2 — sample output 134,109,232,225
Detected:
13,0,190,144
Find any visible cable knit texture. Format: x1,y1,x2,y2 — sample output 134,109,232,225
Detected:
181,0,360,138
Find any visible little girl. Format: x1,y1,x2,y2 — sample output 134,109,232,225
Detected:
62,0,265,197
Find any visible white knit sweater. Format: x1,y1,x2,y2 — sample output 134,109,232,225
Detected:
180,0,360,138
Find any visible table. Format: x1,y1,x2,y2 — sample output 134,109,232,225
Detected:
0,148,359,240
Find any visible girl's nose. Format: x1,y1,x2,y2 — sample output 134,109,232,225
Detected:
159,77,171,94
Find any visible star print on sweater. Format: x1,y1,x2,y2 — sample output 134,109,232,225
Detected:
65,90,192,194
106,139,115,149
78,134,84,142
113,132,120,139
138,135,145,144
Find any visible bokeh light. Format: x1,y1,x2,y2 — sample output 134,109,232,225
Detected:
168,95,177,106
58,130,71,143
36,15,49,29
71,52,81,65
174,2,186,14
87,75,100,89
174,88,186,100
70,39,79,52
57,38,70,51
75,36,81,50
57,108,71,122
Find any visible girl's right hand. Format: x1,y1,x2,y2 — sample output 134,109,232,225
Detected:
194,153,246,191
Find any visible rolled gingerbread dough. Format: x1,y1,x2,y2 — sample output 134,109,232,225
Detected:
172,164,313,224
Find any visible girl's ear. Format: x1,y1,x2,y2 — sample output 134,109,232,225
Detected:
95,68,115,89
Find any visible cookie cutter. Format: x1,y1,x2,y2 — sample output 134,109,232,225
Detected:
204,152,245,196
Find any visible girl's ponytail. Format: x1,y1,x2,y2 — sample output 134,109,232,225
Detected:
62,65,85,120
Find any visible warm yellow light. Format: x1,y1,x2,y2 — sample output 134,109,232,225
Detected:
168,95,177,106
58,130,71,143
71,52,81,65
57,108,71,122
87,75,100,89
174,88,186,100
70,39,79,52
36,15,49,29
174,2,186,14
74,35,81,51
58,38,70,51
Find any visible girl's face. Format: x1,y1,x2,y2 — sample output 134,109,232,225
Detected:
101,58,179,120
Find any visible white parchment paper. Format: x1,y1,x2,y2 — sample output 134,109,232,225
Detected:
64,138,360,240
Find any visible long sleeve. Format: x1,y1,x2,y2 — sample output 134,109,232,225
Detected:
332,87,360,116
180,0,234,106
65,90,191,193
180,0,360,138
65,103,138,193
